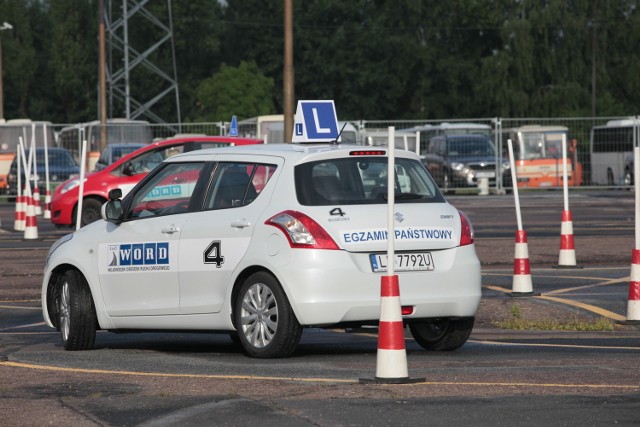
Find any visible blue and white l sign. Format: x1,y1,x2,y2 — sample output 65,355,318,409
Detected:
292,100,339,143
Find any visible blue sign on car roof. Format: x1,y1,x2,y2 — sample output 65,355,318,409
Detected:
292,100,339,143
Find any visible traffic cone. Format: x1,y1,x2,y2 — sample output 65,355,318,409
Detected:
33,185,42,216
557,210,579,268
43,189,51,219
625,249,640,324
14,193,26,231
23,187,38,240
360,275,424,384
512,230,536,296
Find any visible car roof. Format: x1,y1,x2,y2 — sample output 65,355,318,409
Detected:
166,142,419,163
101,135,264,171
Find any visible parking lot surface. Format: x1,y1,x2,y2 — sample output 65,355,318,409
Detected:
1,191,640,425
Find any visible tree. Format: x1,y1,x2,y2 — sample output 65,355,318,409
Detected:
50,0,98,122
192,61,275,122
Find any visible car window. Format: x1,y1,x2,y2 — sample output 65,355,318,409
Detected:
127,162,206,220
295,157,442,206
204,162,276,210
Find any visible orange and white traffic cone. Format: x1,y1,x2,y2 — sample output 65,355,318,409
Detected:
43,189,51,219
33,185,42,216
361,275,424,384
512,230,535,296
23,187,38,240
626,249,640,324
14,193,26,231
558,210,578,267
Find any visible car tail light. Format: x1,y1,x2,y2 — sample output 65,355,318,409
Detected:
458,210,474,246
266,210,339,250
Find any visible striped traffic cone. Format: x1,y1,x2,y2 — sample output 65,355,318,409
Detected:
626,249,640,324
512,230,535,296
43,189,51,219
557,210,579,268
361,275,424,384
23,187,38,240
33,185,42,216
14,193,26,231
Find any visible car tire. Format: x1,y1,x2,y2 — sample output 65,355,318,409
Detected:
624,168,633,187
58,270,97,351
234,271,302,358
409,317,474,351
79,198,104,226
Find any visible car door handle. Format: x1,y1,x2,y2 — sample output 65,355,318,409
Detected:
231,219,251,229
161,224,180,234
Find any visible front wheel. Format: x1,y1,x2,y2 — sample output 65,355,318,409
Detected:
57,270,97,351
77,198,104,227
409,317,474,351
234,272,302,358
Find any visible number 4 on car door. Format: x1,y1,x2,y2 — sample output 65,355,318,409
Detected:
204,240,225,267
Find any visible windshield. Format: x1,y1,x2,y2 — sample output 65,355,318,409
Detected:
519,131,566,160
447,138,496,158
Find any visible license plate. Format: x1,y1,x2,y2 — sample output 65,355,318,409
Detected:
475,171,495,178
369,252,435,272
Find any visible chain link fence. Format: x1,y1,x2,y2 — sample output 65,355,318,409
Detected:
1,116,639,202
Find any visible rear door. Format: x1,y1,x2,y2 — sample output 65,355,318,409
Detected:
177,157,282,314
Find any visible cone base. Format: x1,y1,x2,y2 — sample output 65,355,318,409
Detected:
553,264,583,269
509,292,541,298
360,376,426,385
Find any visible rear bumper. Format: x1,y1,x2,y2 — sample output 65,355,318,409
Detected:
272,245,482,326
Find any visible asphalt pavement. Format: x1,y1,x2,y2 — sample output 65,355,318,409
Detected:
1,192,640,426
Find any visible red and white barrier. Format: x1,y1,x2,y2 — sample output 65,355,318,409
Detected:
375,275,409,380
33,185,42,216
627,249,640,324
13,193,26,231
512,229,534,296
558,210,577,267
23,186,38,240
43,189,51,219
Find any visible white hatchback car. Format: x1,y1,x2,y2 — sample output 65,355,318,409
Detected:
42,143,481,358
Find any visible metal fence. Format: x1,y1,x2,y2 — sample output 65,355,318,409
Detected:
1,116,639,201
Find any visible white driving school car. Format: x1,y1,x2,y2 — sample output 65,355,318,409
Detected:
42,142,482,358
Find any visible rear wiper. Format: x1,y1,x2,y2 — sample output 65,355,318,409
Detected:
384,193,425,200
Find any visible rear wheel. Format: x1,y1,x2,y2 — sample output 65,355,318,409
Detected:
234,272,302,358
58,270,97,351
409,317,474,351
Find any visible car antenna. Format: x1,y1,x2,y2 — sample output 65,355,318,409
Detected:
330,122,348,145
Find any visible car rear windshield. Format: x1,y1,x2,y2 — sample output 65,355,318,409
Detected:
295,157,444,206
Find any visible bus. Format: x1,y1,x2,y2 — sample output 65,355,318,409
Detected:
501,125,583,188
57,119,153,171
0,119,56,194
590,118,639,186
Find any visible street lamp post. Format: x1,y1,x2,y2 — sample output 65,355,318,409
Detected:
0,21,13,120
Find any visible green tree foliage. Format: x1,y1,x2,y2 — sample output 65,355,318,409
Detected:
2,0,640,122
192,61,275,122
50,0,98,123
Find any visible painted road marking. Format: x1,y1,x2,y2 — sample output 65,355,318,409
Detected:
1,361,638,390
483,285,626,321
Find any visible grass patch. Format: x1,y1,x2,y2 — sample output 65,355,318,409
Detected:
492,303,615,331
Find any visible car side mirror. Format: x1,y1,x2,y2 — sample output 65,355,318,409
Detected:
102,188,124,223
122,162,134,176
102,199,123,223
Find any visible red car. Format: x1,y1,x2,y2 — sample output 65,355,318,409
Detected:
50,135,263,227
